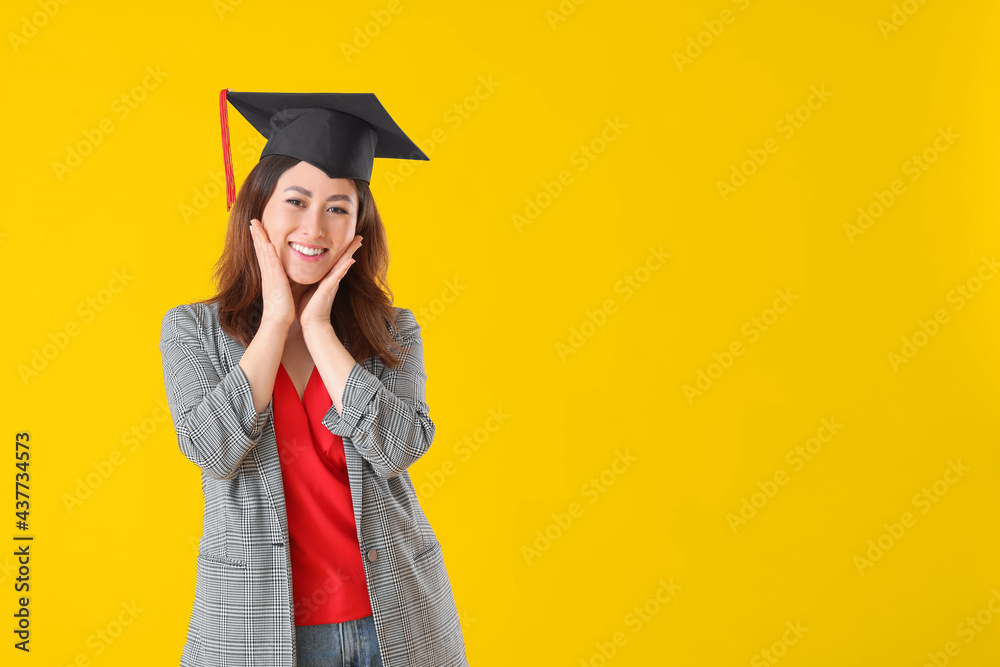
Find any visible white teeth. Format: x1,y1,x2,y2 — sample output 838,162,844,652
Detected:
291,243,326,257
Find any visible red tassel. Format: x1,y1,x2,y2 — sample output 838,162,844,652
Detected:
219,88,236,212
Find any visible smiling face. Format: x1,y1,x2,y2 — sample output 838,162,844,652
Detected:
259,160,359,300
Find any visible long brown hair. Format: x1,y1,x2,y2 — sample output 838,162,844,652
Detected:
196,154,410,369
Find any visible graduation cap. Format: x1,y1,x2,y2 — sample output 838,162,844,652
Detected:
219,88,429,211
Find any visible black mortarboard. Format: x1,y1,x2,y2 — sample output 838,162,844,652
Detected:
219,88,429,211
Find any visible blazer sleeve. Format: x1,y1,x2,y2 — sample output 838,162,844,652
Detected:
320,307,436,479
159,304,272,480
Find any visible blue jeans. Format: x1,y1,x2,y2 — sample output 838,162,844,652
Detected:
295,614,384,667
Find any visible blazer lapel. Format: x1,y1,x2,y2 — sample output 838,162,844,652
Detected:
218,320,362,549
223,332,288,547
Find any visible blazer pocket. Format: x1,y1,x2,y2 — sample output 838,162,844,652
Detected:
413,538,441,563
197,551,247,569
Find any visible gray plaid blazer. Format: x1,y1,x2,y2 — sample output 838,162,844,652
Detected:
159,301,468,666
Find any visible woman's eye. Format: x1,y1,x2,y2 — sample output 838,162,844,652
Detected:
287,199,345,214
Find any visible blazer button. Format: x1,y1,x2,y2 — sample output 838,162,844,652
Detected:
367,548,378,562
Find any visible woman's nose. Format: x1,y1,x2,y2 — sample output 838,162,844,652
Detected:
300,209,326,237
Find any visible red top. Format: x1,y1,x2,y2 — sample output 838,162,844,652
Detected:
271,362,373,626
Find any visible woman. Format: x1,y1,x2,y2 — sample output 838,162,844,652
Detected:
159,91,468,667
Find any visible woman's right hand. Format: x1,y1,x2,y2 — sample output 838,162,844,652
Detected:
250,218,295,330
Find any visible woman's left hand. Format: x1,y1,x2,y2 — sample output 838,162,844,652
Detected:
298,235,363,333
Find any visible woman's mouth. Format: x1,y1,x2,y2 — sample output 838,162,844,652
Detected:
290,242,329,262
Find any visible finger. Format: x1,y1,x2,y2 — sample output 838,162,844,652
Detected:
320,258,356,293
251,219,265,257
250,220,269,275
263,238,290,286
257,220,274,245
250,220,264,265
252,221,282,290
253,221,280,274
268,241,283,268
335,237,364,267
329,249,357,279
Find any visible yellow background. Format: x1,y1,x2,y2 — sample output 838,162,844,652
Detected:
3,0,1000,664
